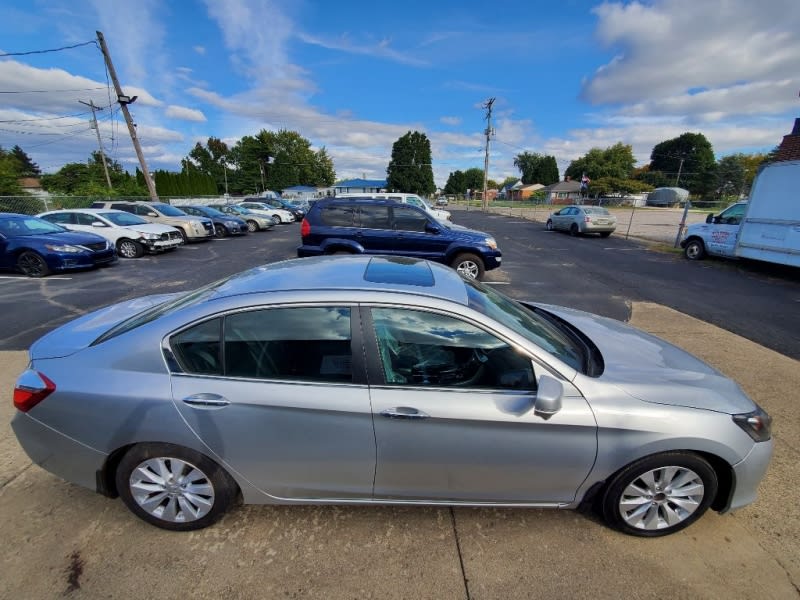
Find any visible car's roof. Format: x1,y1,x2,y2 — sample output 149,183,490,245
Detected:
43,208,125,215
208,256,469,305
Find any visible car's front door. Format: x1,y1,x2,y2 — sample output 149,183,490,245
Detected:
389,206,451,260
707,203,746,257
364,306,597,504
169,305,376,500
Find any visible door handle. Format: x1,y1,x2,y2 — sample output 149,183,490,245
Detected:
380,407,430,419
181,393,230,408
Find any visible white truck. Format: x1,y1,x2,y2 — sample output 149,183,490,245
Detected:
681,159,800,267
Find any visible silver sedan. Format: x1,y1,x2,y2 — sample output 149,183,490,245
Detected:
11,256,772,535
546,205,617,236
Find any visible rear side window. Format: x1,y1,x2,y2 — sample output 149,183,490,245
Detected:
320,204,356,227
358,205,391,229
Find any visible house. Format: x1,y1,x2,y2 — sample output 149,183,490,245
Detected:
332,179,387,195
774,118,800,161
281,185,331,201
543,178,582,204
510,183,544,201
17,177,47,197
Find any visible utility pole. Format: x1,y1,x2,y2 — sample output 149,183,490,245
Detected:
675,157,685,187
79,99,112,191
481,97,495,210
96,30,159,201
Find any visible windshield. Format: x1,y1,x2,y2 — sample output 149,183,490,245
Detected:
583,207,610,215
152,203,188,217
464,279,585,372
101,212,148,226
0,216,66,237
200,207,226,217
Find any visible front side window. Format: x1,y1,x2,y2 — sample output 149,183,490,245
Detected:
371,308,535,389
42,213,73,225
392,206,428,232
76,213,102,226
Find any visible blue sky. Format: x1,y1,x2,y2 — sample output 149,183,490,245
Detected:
1,0,798,187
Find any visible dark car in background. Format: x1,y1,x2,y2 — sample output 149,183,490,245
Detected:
180,205,249,237
297,198,501,280
208,204,275,232
0,213,116,277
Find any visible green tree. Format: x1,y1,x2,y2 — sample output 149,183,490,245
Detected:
648,133,716,196
513,152,560,185
463,167,485,192
386,131,435,195
40,152,146,196
10,145,41,176
444,170,467,195
0,147,25,195
565,142,635,182
587,177,653,197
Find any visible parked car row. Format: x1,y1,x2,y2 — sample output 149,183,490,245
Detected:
0,200,300,277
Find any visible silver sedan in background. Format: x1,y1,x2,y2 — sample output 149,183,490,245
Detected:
546,205,617,237
11,256,771,536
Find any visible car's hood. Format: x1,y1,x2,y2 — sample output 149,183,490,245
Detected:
19,231,108,246
442,224,494,241
123,223,177,235
533,303,755,414
29,293,183,359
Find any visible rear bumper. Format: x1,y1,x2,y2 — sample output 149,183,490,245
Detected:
11,411,107,494
582,223,617,233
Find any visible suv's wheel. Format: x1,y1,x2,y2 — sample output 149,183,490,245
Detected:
17,251,51,277
601,451,717,537
684,239,706,260
451,253,485,280
116,443,237,531
117,238,144,258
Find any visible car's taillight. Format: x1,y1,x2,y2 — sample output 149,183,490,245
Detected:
300,218,310,237
13,370,56,412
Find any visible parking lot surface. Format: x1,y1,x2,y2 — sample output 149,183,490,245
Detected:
1,209,798,598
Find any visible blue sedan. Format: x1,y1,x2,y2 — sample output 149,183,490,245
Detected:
0,213,117,277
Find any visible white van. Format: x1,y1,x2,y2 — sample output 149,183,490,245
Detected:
336,193,451,222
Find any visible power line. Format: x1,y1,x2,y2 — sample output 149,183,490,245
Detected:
0,110,91,123
0,40,97,57
0,86,107,94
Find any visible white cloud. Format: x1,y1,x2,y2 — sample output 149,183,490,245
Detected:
296,32,428,67
440,116,462,126
193,45,206,55
165,105,207,122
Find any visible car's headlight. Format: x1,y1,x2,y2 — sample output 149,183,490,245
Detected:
733,405,772,442
226,220,239,227
45,244,83,253
484,237,498,250
140,232,160,240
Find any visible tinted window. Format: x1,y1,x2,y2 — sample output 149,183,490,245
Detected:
76,213,101,226
110,203,137,214
101,212,148,226
371,308,535,389
358,205,391,229
172,318,223,375
42,213,73,225
392,206,428,232
224,307,352,382
321,204,356,227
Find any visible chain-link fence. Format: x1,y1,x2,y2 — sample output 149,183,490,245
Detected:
0,195,227,215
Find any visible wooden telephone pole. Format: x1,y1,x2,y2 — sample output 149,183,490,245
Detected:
95,30,159,201
78,99,113,191
481,97,495,210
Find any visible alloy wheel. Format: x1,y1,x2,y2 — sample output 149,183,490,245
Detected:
128,457,215,524
618,466,705,531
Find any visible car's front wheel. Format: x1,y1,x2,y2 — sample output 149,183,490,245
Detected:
451,253,485,280
601,451,718,537
545,219,554,231
17,251,51,277
117,238,144,259
214,225,228,238
246,220,258,232
570,223,580,236
684,239,706,260
116,443,238,531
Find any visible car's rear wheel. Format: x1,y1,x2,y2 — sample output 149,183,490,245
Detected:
17,251,51,277
601,451,717,537
117,238,144,259
246,220,258,232
214,225,228,238
116,443,237,531
451,253,485,280
545,219,554,231
684,239,706,260
570,223,580,236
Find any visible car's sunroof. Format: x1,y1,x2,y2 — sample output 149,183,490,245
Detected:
363,256,435,287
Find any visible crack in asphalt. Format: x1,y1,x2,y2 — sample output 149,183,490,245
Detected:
449,507,471,600
0,462,33,491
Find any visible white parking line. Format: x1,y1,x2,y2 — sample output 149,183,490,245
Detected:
0,275,73,280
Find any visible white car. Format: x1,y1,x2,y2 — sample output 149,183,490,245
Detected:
237,201,295,224
38,208,183,259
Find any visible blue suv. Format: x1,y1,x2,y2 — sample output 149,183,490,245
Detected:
297,198,501,279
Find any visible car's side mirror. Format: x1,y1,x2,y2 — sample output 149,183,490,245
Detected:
147,212,158,217
92,221,107,228
534,374,563,419
425,222,441,234
705,213,714,224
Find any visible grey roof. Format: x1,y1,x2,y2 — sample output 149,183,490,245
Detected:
544,180,582,193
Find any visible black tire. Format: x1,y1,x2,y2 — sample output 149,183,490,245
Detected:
116,443,237,532
599,231,612,238
116,238,144,259
450,252,485,280
214,225,228,238
246,220,258,233
569,223,580,237
684,239,706,261
601,451,717,537
545,219,554,231
178,228,188,244
17,251,51,277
